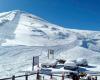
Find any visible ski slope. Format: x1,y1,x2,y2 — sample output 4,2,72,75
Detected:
0,10,99,78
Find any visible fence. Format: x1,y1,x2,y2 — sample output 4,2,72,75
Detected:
0,72,68,80
1,71,99,80
0,73,34,80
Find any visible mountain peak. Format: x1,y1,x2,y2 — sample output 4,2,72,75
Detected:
11,10,26,13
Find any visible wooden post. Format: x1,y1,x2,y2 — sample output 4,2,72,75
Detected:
50,74,53,79
72,74,79,80
32,56,34,71
62,73,64,80
95,76,97,80
12,75,15,80
25,75,28,80
36,70,40,80
76,75,79,80
43,76,44,80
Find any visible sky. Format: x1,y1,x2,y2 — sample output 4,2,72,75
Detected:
0,0,100,31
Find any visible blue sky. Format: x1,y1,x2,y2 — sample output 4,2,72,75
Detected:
0,0,100,31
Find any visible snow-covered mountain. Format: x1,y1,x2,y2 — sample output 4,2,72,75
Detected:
0,10,100,78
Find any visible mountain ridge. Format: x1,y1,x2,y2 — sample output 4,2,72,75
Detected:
0,10,99,46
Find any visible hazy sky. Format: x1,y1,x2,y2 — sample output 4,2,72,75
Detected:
0,0,100,31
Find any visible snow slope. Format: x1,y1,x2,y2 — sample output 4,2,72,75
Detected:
0,10,100,78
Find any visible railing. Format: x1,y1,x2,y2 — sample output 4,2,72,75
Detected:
1,71,99,80
0,73,35,80
0,72,66,80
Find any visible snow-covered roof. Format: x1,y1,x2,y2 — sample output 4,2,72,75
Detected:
76,58,88,64
64,62,77,67
41,60,57,65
